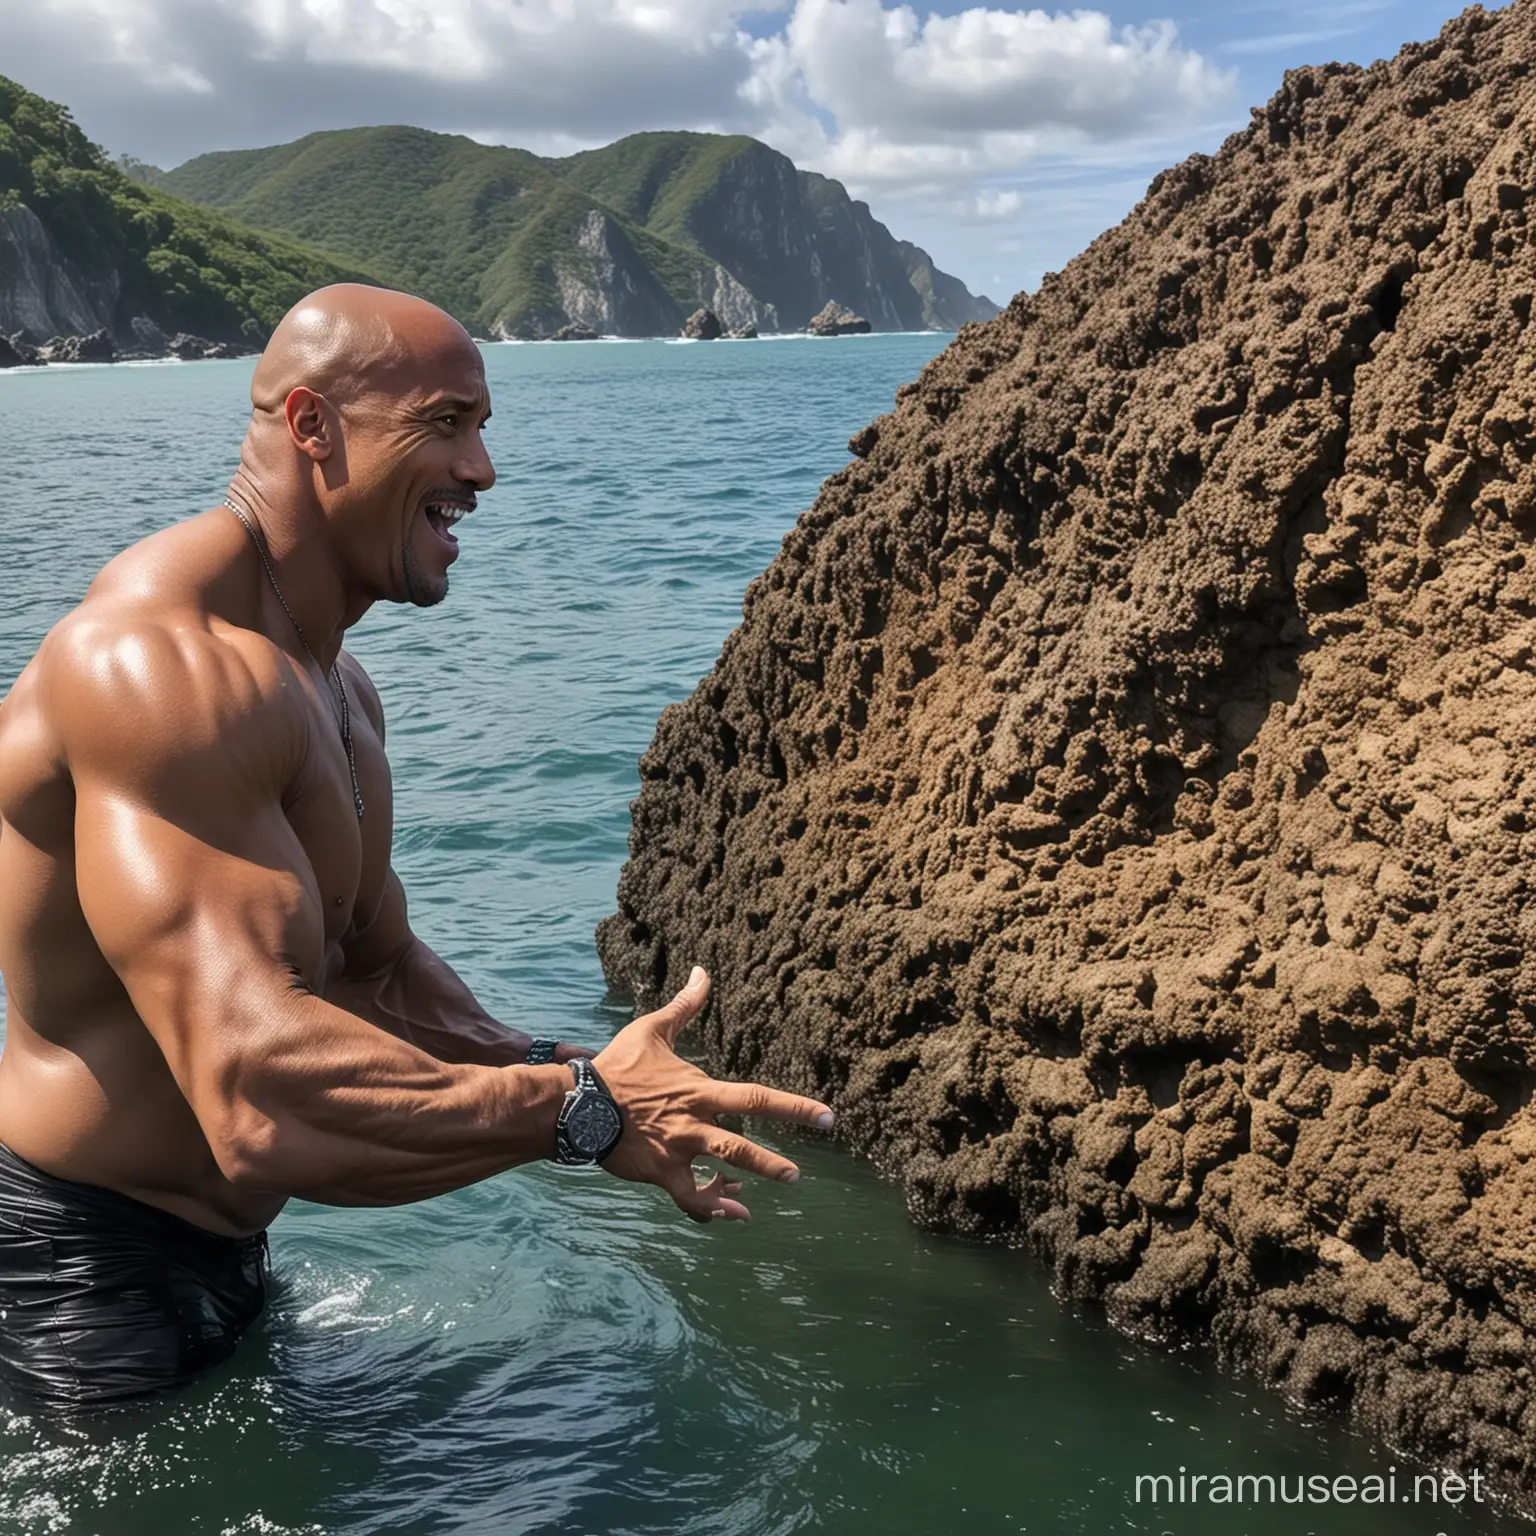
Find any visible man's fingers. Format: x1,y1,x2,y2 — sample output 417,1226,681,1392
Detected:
710,1080,835,1130
663,1163,750,1223
646,965,712,1047
701,1131,799,1184
553,1042,597,1063
694,1169,750,1217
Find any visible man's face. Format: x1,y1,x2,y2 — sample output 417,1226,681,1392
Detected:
335,334,496,608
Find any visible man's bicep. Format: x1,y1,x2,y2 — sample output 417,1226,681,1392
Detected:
55,620,320,1088
75,778,322,998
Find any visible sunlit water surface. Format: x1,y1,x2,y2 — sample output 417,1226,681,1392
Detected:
0,338,1523,1534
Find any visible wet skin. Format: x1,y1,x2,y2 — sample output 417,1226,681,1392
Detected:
0,285,832,1239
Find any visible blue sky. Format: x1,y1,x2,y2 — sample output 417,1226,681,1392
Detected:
0,0,1500,306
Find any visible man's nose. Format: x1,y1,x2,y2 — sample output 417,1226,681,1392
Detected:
456,434,496,492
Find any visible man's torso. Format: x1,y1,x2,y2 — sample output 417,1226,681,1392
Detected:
0,511,394,1237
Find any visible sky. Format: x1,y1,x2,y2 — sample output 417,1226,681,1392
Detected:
0,0,1502,304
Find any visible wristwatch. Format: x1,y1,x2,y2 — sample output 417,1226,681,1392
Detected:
554,1058,624,1165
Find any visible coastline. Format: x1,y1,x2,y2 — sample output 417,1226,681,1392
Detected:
0,328,962,373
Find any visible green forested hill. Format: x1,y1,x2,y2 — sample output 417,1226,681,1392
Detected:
161,128,737,338
0,75,372,346
552,132,763,248
164,126,1000,337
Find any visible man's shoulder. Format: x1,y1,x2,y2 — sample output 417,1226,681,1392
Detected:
42,597,304,786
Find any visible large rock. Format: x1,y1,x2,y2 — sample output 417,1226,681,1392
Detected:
600,2,1536,1505
682,307,724,340
694,267,776,336
40,329,115,363
168,332,214,360
806,300,871,336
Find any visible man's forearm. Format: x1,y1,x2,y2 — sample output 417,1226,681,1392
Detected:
224,986,571,1205
328,935,532,1066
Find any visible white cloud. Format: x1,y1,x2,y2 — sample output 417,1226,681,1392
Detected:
741,0,1233,194
785,0,1230,137
233,0,752,79
0,0,1236,294
970,188,1023,220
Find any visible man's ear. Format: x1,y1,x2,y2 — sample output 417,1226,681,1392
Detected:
285,386,335,461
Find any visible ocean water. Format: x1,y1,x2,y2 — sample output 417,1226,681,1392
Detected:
0,336,1523,1535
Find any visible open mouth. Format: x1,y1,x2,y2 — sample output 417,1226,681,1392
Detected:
423,496,475,551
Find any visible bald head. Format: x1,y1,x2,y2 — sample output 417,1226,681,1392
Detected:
228,283,495,614
250,284,477,416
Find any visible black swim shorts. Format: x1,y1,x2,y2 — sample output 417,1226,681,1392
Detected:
0,1141,270,1408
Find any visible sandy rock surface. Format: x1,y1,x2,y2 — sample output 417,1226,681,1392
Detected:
600,1,1536,1498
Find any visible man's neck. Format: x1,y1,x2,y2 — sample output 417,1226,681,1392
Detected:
223,477,358,669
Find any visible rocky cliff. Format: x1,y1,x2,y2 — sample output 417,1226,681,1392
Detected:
0,204,118,339
529,208,775,341
600,0,1536,1503
0,75,367,355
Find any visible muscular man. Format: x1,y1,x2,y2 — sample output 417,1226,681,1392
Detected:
0,284,832,1407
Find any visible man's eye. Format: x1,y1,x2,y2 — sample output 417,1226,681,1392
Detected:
439,413,458,428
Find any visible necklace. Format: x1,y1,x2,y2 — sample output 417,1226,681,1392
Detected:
223,495,365,821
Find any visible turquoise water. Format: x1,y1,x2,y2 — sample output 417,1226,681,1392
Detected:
0,337,1524,1535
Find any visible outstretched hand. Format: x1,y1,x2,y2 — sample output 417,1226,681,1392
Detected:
594,966,835,1223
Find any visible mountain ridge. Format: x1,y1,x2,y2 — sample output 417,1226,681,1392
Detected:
160,126,999,339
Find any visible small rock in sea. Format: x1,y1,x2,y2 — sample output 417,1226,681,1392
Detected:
169,333,214,360
806,301,872,337
727,324,759,340
551,322,601,342
682,307,724,341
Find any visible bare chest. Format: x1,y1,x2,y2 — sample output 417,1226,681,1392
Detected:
284,682,394,963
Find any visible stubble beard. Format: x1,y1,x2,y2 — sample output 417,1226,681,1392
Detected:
402,538,449,608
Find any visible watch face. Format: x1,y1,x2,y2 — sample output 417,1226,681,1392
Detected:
568,1094,622,1156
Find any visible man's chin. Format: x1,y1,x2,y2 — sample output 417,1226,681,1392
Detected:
402,549,450,608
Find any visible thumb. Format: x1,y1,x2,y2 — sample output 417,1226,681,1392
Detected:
649,965,711,1046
